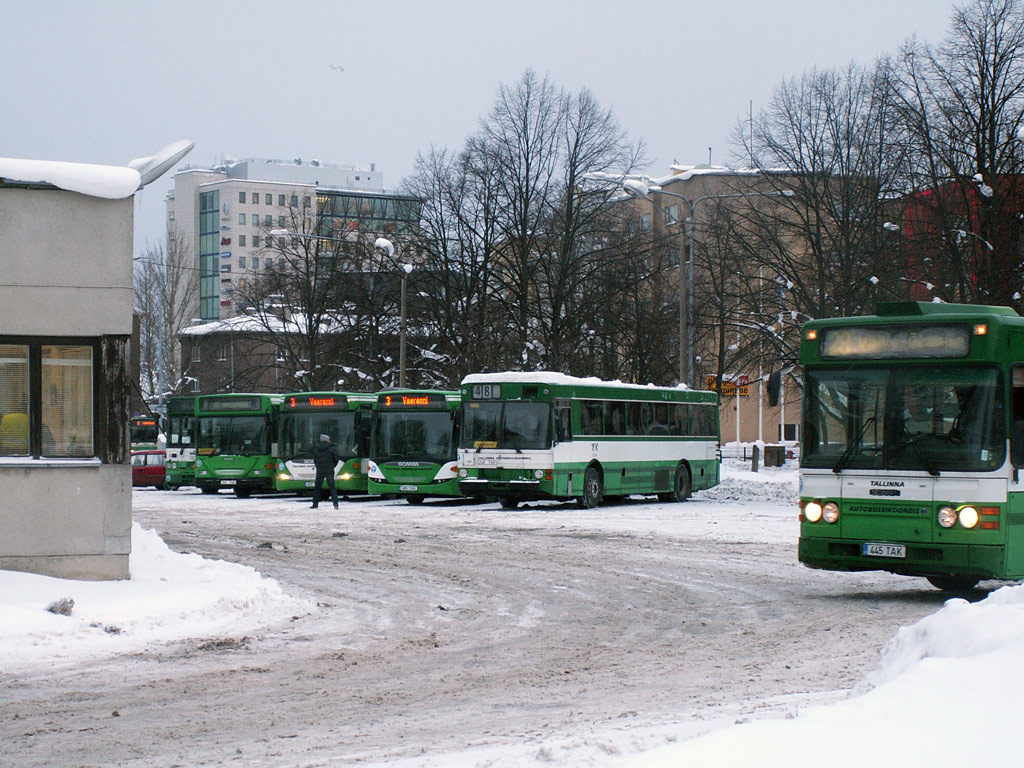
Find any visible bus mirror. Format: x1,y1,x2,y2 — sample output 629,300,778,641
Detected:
767,371,782,407
1012,420,1024,469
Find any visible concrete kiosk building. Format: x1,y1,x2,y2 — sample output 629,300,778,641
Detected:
0,143,191,580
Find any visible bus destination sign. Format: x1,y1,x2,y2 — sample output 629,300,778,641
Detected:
377,393,447,409
286,395,348,410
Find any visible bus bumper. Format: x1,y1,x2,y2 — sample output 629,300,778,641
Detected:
798,536,1006,580
459,479,552,502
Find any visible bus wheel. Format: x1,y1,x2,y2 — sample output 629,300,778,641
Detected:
500,498,519,510
579,466,603,509
406,495,425,505
926,575,979,592
200,486,218,495
163,481,179,491
234,487,252,499
670,464,692,503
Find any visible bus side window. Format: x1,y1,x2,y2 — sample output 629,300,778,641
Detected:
554,404,572,443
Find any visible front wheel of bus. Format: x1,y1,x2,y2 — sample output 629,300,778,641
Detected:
926,575,979,593
200,485,218,495
234,487,252,499
580,466,603,509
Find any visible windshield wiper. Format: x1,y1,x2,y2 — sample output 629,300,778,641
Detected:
833,416,877,473
895,429,940,477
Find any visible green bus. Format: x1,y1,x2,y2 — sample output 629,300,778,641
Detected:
194,393,282,497
799,302,1024,591
274,392,374,496
457,373,720,508
164,395,196,490
367,389,462,503
130,415,162,450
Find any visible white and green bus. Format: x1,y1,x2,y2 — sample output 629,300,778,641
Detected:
457,373,720,508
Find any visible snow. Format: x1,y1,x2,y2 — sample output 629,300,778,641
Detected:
3,464,1024,765
0,523,309,670
0,157,141,199
462,370,690,391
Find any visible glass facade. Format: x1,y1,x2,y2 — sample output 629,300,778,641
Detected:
318,191,422,236
199,190,221,321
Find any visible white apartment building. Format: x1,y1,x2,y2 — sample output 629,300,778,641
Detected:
166,157,401,322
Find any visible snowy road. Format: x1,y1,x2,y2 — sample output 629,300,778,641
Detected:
4,467,954,767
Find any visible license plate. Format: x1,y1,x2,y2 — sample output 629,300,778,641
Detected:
304,482,314,488
863,542,906,558
400,485,418,492
221,479,236,486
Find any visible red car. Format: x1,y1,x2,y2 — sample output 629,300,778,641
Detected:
131,450,167,489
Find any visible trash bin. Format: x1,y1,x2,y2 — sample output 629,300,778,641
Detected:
764,445,785,467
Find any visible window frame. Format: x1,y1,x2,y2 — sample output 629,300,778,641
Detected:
0,336,101,460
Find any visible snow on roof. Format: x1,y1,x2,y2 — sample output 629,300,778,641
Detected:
179,315,291,335
0,157,141,199
461,370,690,391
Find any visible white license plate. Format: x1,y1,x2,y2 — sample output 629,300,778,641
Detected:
304,482,314,488
863,542,906,558
400,485,418,492
221,479,236,486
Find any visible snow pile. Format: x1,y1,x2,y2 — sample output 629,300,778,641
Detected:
624,586,1024,768
698,460,797,504
0,523,309,669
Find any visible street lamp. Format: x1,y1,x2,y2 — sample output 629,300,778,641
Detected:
375,237,413,388
623,180,793,388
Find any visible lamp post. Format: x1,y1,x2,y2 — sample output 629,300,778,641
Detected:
623,180,792,388
270,230,414,387
374,237,413,387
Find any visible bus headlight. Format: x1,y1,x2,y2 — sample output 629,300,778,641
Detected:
938,506,957,528
958,506,980,529
804,501,823,523
459,468,468,478
534,469,544,480
822,502,840,524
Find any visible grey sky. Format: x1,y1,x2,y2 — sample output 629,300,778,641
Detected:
1,0,959,248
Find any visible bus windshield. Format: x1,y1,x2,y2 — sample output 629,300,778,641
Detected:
167,414,195,449
198,415,270,456
802,366,1005,473
374,411,454,463
131,421,159,445
279,411,358,461
460,401,551,451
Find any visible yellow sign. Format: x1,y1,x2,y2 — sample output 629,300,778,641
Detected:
705,376,750,397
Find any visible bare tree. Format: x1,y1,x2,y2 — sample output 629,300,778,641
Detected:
133,228,198,404
890,0,1024,304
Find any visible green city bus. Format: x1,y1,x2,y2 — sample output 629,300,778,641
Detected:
194,393,282,497
274,392,374,496
367,389,462,503
799,302,1024,591
457,373,720,508
130,415,162,450
164,395,196,490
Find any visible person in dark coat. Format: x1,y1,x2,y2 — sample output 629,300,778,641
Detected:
312,433,339,509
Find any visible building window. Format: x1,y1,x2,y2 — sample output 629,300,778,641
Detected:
290,194,298,206
265,193,272,205
191,344,201,363
275,348,286,362
252,192,258,204
217,344,227,361
238,192,246,204
238,255,247,268
665,204,679,224
253,236,260,248
303,196,311,207
639,214,651,233
0,341,95,459
238,235,246,247
239,213,246,225
264,215,272,226
189,377,200,393
168,210,175,221
278,215,286,227
278,194,286,206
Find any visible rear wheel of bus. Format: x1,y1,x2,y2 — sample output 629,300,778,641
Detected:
579,465,603,509
658,463,691,503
